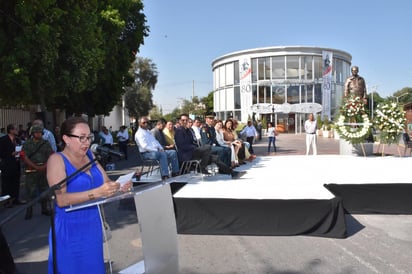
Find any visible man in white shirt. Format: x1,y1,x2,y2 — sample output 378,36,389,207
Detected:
304,113,317,155
99,126,113,148
116,125,129,160
239,120,258,154
191,118,202,146
135,116,180,180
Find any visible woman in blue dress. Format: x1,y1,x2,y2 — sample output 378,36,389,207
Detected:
46,117,132,274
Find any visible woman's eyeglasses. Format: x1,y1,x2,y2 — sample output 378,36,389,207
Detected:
66,134,94,143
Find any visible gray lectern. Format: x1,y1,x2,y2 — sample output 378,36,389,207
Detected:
67,181,179,274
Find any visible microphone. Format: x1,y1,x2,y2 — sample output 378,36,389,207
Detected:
90,144,124,158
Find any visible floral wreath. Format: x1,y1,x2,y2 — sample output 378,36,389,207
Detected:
374,102,406,144
335,95,372,144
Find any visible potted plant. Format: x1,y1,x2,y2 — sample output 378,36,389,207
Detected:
322,117,330,138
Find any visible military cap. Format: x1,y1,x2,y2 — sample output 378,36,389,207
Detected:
31,125,44,133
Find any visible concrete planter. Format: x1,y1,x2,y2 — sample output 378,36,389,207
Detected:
339,139,374,156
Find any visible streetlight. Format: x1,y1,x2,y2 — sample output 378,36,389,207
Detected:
271,104,275,123
395,93,408,103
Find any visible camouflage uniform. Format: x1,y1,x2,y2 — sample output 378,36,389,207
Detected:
23,138,52,199
22,128,53,219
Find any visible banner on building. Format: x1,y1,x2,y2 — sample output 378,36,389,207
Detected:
239,57,252,116
322,51,333,121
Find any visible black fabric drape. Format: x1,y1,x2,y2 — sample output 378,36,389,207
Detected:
174,197,347,238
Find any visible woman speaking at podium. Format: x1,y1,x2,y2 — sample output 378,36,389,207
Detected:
46,117,132,274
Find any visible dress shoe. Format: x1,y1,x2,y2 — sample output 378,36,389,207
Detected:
171,172,180,177
201,169,210,175
231,171,246,179
161,175,169,181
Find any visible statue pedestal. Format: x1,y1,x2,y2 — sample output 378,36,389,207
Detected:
339,139,373,156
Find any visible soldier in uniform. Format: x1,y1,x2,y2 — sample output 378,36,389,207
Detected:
21,125,53,219
344,66,367,100
200,113,231,167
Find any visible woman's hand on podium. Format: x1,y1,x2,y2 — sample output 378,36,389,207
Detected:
119,180,133,193
101,181,120,197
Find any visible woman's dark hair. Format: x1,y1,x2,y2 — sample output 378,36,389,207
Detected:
60,117,88,149
6,124,16,133
224,119,233,130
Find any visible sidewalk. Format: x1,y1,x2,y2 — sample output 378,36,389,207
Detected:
250,133,404,157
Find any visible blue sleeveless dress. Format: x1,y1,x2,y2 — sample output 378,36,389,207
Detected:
48,150,105,274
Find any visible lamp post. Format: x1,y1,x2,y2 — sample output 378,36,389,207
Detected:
395,92,408,103
271,105,275,123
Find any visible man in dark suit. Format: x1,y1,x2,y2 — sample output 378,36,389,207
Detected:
0,124,24,206
175,114,245,179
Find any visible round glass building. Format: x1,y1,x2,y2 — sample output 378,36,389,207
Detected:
211,46,352,133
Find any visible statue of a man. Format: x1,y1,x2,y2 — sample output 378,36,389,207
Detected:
344,66,367,99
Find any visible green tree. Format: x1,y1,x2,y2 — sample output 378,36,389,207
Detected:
179,96,206,117
60,0,148,116
148,105,163,120
390,87,412,104
164,108,181,122
124,57,158,119
0,0,149,117
0,0,63,107
201,91,214,114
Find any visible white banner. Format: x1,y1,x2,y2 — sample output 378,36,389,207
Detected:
322,51,333,121
239,57,252,117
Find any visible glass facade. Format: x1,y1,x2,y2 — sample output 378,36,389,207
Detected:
211,46,352,133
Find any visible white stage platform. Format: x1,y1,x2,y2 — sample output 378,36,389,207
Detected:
170,155,412,238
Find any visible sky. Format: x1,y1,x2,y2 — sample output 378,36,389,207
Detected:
138,0,412,113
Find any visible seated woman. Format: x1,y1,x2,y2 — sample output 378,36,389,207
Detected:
223,119,254,163
162,120,176,149
215,120,239,167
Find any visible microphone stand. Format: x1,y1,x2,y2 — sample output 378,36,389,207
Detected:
0,154,100,274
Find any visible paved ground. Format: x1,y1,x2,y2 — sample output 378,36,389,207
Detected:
1,134,411,274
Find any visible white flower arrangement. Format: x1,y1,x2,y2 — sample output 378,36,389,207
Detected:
334,95,372,144
374,102,406,144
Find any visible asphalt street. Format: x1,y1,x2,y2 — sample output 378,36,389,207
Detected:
1,134,411,274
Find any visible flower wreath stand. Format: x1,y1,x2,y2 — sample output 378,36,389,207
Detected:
336,116,372,157
335,96,372,157
374,103,406,157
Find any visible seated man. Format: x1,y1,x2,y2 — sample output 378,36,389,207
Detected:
151,119,176,150
175,113,244,179
135,116,180,180
151,119,181,174
200,113,231,167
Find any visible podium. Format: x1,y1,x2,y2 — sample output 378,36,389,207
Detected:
67,181,179,274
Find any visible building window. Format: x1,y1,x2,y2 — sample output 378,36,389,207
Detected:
234,86,241,109
286,56,299,80
272,85,285,104
287,85,300,104
252,85,258,105
234,61,239,85
251,59,258,82
271,56,285,80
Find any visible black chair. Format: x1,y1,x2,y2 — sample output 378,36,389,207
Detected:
402,133,412,156
179,160,202,175
135,143,160,178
